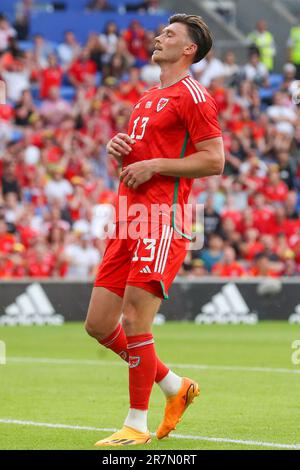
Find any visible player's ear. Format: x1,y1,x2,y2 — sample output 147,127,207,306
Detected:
184,42,197,61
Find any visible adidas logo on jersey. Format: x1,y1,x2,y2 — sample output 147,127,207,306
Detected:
195,283,258,324
157,98,169,112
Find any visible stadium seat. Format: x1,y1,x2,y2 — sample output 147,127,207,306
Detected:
30,11,170,42
18,40,34,51
60,86,76,101
268,73,284,90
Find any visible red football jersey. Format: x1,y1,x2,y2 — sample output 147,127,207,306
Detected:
117,75,222,234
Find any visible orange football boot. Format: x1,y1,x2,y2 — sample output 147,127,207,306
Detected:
156,377,200,439
95,425,151,446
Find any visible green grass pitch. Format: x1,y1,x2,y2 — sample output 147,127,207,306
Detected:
0,322,300,450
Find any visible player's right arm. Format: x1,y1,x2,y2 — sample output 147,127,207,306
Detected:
106,133,135,164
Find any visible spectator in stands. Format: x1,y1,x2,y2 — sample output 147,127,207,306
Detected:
62,231,101,278
1,58,30,103
116,67,145,104
1,161,21,201
0,216,16,252
13,12,30,41
40,86,73,126
240,228,264,261
33,33,54,68
281,63,297,93
249,252,279,277
267,91,297,125
85,0,115,11
99,22,119,65
123,20,150,66
68,48,97,87
284,257,298,276
57,31,81,67
247,20,276,71
124,0,163,14
263,164,289,203
276,150,296,190
212,246,245,277
192,49,225,87
188,259,207,278
243,49,268,86
86,33,106,71
203,195,222,240
222,50,240,87
3,192,23,231
45,166,73,205
27,239,55,277
287,18,300,79
14,89,36,126
39,53,63,99
200,234,224,273
285,190,299,219
140,57,160,86
0,14,16,53
102,38,134,82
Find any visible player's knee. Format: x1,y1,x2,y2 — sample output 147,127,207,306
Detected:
84,319,104,340
122,301,140,334
84,319,95,337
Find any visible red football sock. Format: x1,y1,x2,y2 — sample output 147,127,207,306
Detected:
155,358,169,382
100,323,129,361
100,324,169,383
127,333,157,410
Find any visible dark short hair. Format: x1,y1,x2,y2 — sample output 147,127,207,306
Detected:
169,13,213,63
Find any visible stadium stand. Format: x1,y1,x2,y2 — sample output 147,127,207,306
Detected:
1,0,300,279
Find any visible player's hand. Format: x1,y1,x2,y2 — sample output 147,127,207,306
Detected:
107,133,135,162
120,160,156,189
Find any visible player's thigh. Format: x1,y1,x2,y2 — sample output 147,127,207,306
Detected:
94,225,131,298
85,286,123,338
122,285,161,335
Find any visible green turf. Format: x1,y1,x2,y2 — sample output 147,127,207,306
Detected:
0,322,300,450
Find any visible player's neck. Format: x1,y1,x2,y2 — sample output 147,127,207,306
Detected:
159,65,190,89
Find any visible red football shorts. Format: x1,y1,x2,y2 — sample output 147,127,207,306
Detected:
94,221,189,299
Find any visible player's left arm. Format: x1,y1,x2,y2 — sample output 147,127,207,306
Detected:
120,137,224,188
150,136,225,178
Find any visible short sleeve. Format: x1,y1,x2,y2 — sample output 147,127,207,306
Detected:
178,82,222,145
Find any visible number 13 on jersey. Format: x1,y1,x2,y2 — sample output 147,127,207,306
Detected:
130,116,149,140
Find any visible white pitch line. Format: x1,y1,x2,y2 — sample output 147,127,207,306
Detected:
0,418,299,450
7,357,300,375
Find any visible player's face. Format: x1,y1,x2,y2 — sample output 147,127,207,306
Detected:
152,23,193,64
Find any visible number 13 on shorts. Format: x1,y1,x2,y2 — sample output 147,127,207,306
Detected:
131,226,174,275
132,238,156,262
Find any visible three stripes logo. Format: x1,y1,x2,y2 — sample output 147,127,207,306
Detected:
0,283,64,326
195,283,258,324
140,266,151,274
154,225,173,274
182,77,206,104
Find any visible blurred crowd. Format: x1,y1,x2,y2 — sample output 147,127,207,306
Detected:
1,10,300,279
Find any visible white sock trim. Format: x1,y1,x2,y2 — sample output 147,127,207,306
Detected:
158,370,182,397
124,408,148,434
